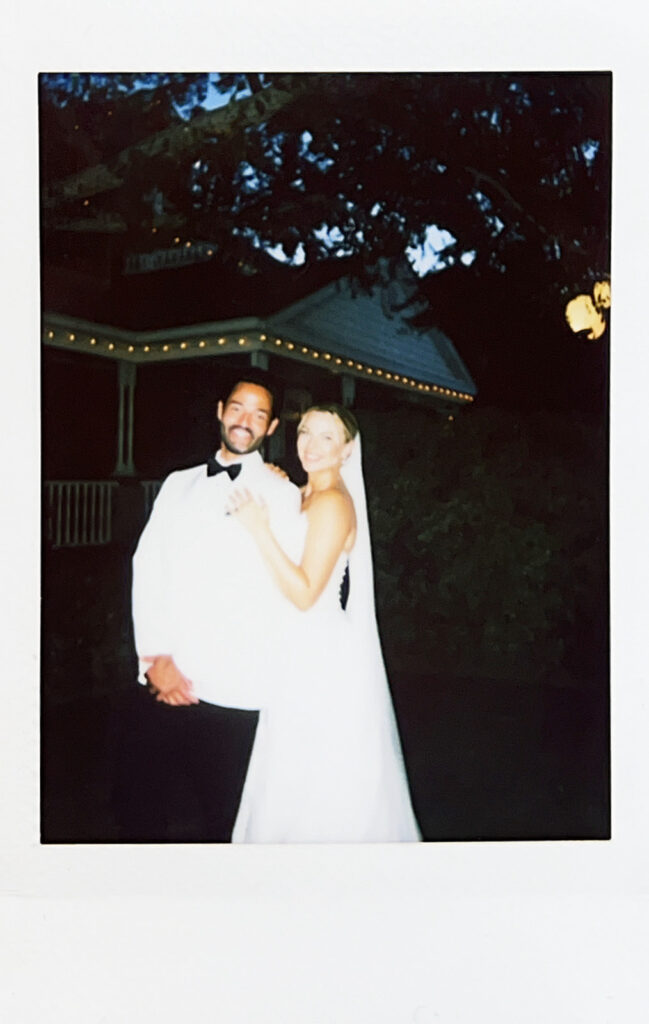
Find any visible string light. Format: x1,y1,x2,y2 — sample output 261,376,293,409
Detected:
185,241,192,248
43,320,474,404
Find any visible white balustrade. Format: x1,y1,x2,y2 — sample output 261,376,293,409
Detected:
45,480,163,547
45,481,118,548
141,480,162,519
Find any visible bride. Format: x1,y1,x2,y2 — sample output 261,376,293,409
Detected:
226,403,421,843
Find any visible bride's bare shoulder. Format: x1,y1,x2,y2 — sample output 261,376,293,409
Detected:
304,486,353,520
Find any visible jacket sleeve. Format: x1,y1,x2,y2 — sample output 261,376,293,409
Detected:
131,476,175,683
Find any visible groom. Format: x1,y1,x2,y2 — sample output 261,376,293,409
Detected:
112,374,301,841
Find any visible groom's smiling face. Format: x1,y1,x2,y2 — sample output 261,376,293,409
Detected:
217,382,278,459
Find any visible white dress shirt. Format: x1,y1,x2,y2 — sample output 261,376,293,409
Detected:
132,451,302,709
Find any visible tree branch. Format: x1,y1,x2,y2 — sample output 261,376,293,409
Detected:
43,76,321,207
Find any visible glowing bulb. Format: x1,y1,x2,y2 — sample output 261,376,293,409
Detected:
218,337,226,345
199,340,206,348
144,346,150,353
335,358,342,365
108,343,115,351
286,342,295,350
47,330,54,339
68,333,76,341
323,353,331,360
128,346,134,353
260,334,267,341
89,338,96,346
163,345,170,352
275,339,282,346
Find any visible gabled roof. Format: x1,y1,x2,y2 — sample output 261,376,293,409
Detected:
43,275,477,405
268,278,476,398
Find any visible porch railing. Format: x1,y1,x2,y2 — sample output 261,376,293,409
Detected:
45,480,164,548
45,481,119,548
141,480,163,520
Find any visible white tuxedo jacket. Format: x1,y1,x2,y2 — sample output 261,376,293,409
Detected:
132,452,302,708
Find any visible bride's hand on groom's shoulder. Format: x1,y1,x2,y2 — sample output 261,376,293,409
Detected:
264,462,289,480
226,488,269,534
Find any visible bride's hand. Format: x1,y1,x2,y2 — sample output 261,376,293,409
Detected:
226,488,269,533
265,462,289,480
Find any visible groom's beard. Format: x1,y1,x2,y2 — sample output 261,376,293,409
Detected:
220,423,266,456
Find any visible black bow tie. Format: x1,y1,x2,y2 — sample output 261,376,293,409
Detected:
206,456,242,481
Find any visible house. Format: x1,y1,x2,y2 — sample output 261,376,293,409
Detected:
42,263,476,547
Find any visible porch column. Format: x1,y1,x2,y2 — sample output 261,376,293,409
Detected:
250,349,269,370
113,360,137,476
341,374,356,407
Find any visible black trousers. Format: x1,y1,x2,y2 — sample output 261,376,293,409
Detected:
109,685,258,842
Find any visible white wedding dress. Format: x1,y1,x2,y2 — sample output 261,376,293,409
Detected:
232,436,421,843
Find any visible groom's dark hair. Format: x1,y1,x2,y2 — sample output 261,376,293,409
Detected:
225,372,279,417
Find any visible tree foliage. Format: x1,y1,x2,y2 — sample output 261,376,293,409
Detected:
40,72,610,300
362,405,607,682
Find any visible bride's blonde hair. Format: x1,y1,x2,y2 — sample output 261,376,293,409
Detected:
300,403,359,443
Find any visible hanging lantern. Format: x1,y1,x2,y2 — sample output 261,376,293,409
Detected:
565,281,610,340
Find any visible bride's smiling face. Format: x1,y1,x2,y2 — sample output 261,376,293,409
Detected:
297,411,352,474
